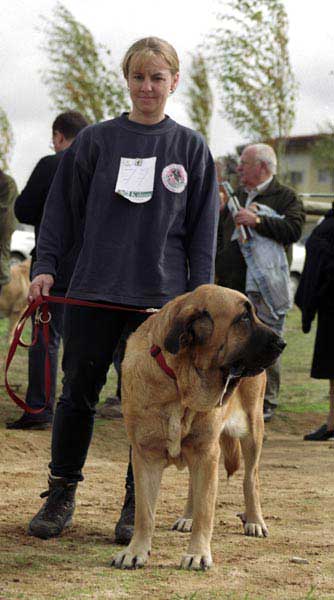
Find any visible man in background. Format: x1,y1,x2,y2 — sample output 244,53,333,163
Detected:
216,143,305,421
6,111,88,430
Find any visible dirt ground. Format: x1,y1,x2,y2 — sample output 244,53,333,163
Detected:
0,410,333,600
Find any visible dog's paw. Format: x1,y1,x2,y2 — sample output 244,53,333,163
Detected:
172,517,193,532
244,521,269,537
180,552,213,571
237,513,268,538
110,548,150,569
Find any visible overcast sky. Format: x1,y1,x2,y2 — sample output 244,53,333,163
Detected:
1,0,334,189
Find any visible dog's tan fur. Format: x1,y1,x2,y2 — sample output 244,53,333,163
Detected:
0,259,30,340
112,284,283,570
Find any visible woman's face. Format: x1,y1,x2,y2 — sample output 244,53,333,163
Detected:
127,54,179,124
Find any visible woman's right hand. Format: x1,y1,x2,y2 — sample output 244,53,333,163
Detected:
28,274,55,303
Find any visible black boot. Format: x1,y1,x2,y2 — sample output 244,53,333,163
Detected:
6,412,52,430
114,483,135,544
28,476,77,539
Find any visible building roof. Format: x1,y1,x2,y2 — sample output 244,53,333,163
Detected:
237,133,329,154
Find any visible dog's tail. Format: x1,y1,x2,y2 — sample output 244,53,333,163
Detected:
220,432,241,478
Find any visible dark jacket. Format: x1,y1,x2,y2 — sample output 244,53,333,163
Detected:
215,176,305,292
0,173,18,286
14,152,66,289
295,210,334,333
14,153,63,262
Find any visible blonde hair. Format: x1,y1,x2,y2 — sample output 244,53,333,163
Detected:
122,37,180,78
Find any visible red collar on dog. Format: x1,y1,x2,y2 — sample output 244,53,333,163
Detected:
150,344,176,380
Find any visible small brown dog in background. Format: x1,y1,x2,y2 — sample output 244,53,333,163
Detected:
0,259,30,341
111,284,285,571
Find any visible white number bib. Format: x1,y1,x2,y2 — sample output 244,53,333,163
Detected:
115,157,157,203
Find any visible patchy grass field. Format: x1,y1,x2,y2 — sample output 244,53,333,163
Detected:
0,307,333,600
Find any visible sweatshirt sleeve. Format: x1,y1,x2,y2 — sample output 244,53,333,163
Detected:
32,134,95,280
185,143,220,290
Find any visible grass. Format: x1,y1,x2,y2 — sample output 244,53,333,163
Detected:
280,308,328,413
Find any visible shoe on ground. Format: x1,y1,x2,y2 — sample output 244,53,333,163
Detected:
6,413,52,430
263,404,275,423
28,476,77,539
304,423,334,441
96,395,123,419
114,484,135,544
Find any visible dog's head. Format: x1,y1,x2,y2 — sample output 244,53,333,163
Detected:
163,284,285,405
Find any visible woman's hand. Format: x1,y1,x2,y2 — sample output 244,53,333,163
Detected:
28,274,55,303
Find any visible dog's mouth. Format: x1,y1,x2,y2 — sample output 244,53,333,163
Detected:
217,362,264,407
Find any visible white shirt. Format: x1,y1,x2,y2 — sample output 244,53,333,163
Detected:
245,176,273,208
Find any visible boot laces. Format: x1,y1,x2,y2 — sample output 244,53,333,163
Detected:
39,484,74,520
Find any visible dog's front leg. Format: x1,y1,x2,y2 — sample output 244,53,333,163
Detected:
239,422,268,538
180,443,220,570
111,448,164,569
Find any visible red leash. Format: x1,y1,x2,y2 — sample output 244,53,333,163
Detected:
5,294,158,414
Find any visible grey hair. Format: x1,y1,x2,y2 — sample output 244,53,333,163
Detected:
249,143,277,175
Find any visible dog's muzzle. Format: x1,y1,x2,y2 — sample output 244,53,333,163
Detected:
217,329,286,407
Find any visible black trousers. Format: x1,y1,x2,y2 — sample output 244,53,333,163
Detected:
50,304,151,482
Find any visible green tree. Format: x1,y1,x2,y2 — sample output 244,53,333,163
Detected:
207,0,297,171
312,121,334,168
185,52,213,142
312,121,334,191
0,106,14,171
40,2,128,123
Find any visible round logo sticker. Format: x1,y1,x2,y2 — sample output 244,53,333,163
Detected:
161,164,188,194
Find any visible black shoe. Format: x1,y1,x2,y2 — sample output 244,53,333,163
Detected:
114,484,135,544
6,413,52,430
28,476,77,539
263,405,275,423
304,423,334,441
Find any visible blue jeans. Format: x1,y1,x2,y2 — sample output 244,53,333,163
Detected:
26,301,65,418
247,292,285,408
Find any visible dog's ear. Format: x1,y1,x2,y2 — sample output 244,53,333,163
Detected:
164,309,214,354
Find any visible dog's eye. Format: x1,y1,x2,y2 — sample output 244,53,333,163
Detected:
234,312,250,325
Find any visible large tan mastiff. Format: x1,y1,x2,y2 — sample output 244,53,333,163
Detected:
0,259,30,340
111,284,285,570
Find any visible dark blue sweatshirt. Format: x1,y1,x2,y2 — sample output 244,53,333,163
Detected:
34,114,219,307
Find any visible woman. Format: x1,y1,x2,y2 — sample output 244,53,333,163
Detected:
0,168,18,293
295,208,334,441
27,37,219,543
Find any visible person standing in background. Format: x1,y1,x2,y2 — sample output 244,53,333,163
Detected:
216,143,304,422
6,111,88,430
296,207,334,441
